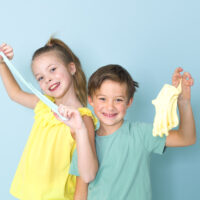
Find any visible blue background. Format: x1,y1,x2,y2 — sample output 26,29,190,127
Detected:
0,0,199,199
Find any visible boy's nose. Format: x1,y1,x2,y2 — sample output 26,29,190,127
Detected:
106,101,114,110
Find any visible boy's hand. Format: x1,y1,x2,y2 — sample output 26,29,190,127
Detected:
172,67,194,102
0,43,14,62
57,104,85,133
166,67,196,147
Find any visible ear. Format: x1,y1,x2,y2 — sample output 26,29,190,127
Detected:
127,97,133,108
68,62,76,75
88,96,94,107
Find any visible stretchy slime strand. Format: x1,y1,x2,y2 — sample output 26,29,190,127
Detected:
0,52,67,121
152,83,181,137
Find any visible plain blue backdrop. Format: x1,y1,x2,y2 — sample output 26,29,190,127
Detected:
0,0,199,199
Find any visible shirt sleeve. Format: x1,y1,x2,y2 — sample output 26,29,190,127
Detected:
138,122,166,154
69,148,80,176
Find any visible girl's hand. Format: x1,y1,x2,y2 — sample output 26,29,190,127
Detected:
57,104,85,133
0,43,14,62
172,67,194,102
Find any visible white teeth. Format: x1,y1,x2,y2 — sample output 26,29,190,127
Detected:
103,113,116,117
50,83,59,90
50,85,57,89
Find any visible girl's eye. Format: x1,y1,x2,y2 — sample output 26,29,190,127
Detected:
50,67,56,72
38,76,43,82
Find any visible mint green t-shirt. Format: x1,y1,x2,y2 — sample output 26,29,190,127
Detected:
70,120,166,200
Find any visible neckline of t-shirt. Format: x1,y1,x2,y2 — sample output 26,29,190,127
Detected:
95,120,128,139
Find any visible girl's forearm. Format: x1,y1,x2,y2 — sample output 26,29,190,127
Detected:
0,62,39,108
74,177,88,200
75,125,98,183
0,62,22,100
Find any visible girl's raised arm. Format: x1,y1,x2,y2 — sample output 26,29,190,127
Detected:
0,43,39,109
58,105,98,183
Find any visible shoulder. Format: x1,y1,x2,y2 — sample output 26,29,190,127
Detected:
78,107,93,116
34,95,54,114
78,107,98,127
126,121,153,134
123,121,153,143
34,100,48,114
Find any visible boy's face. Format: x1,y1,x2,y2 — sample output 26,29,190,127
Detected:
88,80,133,134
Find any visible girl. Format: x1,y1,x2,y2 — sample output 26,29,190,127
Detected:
0,38,98,200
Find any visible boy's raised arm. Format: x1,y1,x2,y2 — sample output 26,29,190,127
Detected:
166,67,196,147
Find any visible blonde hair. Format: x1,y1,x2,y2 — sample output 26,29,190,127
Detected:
32,38,87,107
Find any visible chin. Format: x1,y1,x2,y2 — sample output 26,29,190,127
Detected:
102,119,122,126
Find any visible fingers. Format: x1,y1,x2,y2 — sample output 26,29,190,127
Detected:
58,104,78,119
175,67,183,73
172,67,182,77
172,67,183,87
58,104,69,118
53,112,60,120
172,67,194,86
172,73,182,82
0,43,14,60
182,72,194,86
0,43,11,52
0,43,7,49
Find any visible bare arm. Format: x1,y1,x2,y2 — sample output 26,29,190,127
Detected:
76,115,98,182
74,177,88,200
58,105,98,183
0,43,39,109
166,67,196,147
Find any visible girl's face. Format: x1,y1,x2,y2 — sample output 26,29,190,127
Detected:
32,52,76,100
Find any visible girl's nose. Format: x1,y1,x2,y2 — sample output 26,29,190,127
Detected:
45,77,52,83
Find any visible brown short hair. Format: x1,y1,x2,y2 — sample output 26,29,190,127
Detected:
88,64,139,100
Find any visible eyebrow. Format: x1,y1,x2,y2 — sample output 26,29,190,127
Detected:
34,73,40,77
34,64,55,77
96,94,125,98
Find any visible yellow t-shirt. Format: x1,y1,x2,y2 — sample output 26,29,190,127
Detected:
10,99,97,200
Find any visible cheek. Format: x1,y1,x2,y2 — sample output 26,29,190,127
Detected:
94,104,100,111
93,103,102,112
118,104,127,113
38,82,46,92
61,73,73,84
61,68,71,78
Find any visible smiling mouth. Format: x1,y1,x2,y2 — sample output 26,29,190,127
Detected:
49,82,60,91
103,113,117,118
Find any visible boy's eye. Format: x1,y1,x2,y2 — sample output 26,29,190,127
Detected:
99,97,106,101
115,98,123,102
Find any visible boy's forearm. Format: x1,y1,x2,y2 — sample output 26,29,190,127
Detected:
178,99,196,145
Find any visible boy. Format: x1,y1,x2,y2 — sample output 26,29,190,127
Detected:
70,65,196,200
